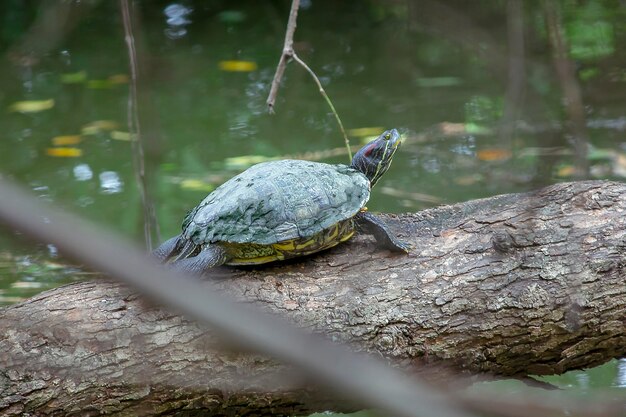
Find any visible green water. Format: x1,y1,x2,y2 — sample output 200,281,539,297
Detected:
0,0,625,409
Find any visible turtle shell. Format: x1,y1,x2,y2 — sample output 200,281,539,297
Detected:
182,160,370,245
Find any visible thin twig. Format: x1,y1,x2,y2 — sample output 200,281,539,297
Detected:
266,0,352,161
120,0,160,250
291,53,351,159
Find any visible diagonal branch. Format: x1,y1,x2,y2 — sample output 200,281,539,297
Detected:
266,0,300,114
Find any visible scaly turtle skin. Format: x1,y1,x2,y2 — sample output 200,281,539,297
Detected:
154,129,408,273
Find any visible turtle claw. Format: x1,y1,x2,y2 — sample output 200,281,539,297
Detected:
392,240,411,253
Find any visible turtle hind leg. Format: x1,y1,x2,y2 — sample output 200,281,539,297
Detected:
355,211,410,253
171,244,229,273
174,239,199,261
152,235,183,261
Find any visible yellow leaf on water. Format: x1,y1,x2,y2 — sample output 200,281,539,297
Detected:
218,60,258,72
8,99,55,113
81,120,119,135
46,147,83,157
108,74,129,84
180,179,215,192
556,165,577,178
348,127,385,137
52,135,82,146
61,71,87,84
476,149,512,162
110,131,136,141
81,126,99,135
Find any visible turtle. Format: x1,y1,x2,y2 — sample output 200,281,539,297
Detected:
153,128,408,272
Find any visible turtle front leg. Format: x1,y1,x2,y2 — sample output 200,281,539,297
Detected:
171,244,229,273
355,211,410,253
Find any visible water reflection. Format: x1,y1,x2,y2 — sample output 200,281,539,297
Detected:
31,184,51,202
73,163,93,181
47,244,58,258
575,372,590,390
617,358,626,388
164,3,192,40
99,171,123,194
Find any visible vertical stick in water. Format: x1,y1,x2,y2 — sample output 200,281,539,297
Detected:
120,0,160,249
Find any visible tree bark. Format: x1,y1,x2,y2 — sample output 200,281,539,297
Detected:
1,180,625,416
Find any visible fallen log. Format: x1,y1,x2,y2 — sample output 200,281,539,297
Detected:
1,180,625,416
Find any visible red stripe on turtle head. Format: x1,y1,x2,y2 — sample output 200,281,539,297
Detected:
363,142,377,157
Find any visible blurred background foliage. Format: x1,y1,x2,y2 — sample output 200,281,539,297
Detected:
0,0,625,410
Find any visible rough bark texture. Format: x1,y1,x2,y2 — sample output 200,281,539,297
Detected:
1,181,625,416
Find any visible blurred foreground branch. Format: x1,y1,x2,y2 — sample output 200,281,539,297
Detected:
1,181,625,416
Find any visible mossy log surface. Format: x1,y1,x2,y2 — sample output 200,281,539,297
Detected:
1,180,625,416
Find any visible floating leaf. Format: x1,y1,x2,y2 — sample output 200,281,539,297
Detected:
348,127,385,137
587,148,616,161
0,296,25,303
556,165,576,177
11,281,44,289
8,99,55,113
52,135,82,146
81,120,119,135
454,174,483,186
464,123,493,135
438,122,467,135
180,179,215,192
61,71,87,84
110,130,136,141
224,154,276,170
477,149,512,162
161,163,178,171
108,74,129,84
379,186,443,204
218,60,258,72
518,147,572,158
46,147,83,157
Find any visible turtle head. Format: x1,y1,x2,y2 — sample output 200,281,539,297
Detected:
351,128,401,187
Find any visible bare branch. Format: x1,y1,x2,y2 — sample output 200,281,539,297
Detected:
266,0,300,113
